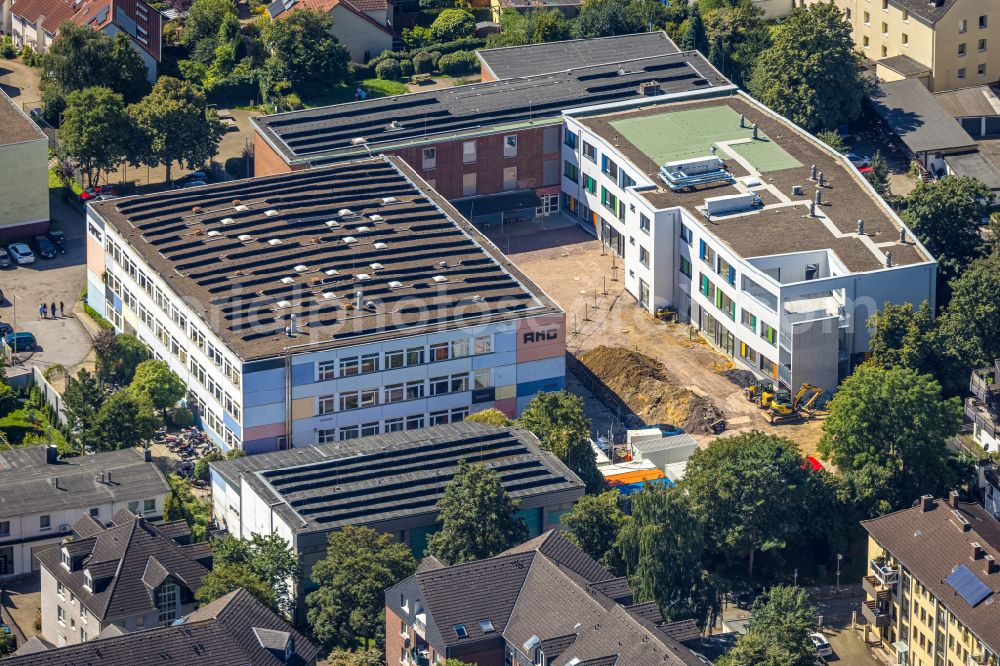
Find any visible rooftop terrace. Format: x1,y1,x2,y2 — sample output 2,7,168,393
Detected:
89,156,559,361
252,50,729,165
575,93,933,274
212,422,583,534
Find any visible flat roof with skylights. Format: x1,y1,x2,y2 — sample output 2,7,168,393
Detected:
88,156,560,360
573,93,934,274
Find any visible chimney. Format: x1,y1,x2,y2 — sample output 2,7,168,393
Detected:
885,251,893,268
810,164,817,180
972,542,985,560
920,494,934,512
857,219,865,236
986,554,999,574
814,189,822,206
899,227,907,243
952,509,972,532
818,171,825,187
950,490,960,508
355,290,364,309
143,448,152,463
46,445,58,464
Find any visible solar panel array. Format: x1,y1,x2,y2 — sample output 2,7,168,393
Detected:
256,52,728,161
257,426,577,528
95,157,551,360
945,564,993,607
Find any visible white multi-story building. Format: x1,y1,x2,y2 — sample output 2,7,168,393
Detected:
0,446,167,578
560,90,936,393
85,156,566,454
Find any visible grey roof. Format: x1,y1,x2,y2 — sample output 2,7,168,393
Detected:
631,433,698,454
945,152,1000,190
90,156,560,361
3,588,320,666
390,530,704,665
877,54,931,77
935,85,1000,118
871,79,978,154
252,51,730,165
477,32,678,80
0,446,168,520
0,88,47,146
887,0,956,24
34,512,210,622
212,422,584,534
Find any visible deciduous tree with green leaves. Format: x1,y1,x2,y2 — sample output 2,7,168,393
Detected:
41,24,150,104
517,391,603,493
212,533,299,616
938,252,1000,390
562,490,627,569
430,9,476,42
574,0,645,38
683,431,809,576
324,648,385,666
867,301,961,394
426,461,527,564
94,331,150,384
747,3,865,131
717,586,816,666
306,525,416,650
466,408,513,427
703,0,770,87
59,87,134,188
263,9,350,96
129,359,186,415
195,564,278,612
85,390,159,451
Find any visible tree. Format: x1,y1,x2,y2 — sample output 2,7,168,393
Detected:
86,390,159,451
617,484,721,628
901,176,990,302
684,431,809,576
530,9,572,43
164,473,213,541
324,648,385,666
426,461,527,564
95,332,150,384
130,359,186,414
109,32,152,103
868,301,959,393
0,384,17,418
263,9,350,96
212,534,299,616
718,586,816,666
575,0,644,38
180,0,237,50
562,490,627,568
681,4,707,53
129,77,223,183
59,87,134,188
938,252,1000,389
818,365,962,515
703,0,770,87
466,408,513,427
430,9,476,42
62,369,106,439
306,525,416,650
195,564,277,612
194,449,224,482
866,150,890,198
747,3,865,131
41,23,150,104
516,391,603,493
816,129,846,153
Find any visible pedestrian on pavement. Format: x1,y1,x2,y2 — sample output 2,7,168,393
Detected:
40,303,47,318
50,302,56,319
59,302,65,317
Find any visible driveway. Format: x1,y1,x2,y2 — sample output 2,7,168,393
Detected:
0,58,43,113
1,194,93,374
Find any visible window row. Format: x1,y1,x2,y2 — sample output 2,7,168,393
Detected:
315,336,492,381
319,369,490,413
318,407,471,442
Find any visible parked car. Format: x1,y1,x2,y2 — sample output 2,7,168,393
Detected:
0,322,13,337
846,152,871,169
6,243,35,265
809,632,833,657
79,185,118,203
732,589,768,610
32,235,56,259
3,331,36,352
92,193,120,201
48,227,66,254
0,248,11,268
172,172,208,189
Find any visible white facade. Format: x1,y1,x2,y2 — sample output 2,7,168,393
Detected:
558,97,936,394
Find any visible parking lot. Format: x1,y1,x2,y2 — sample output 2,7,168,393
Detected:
1,196,93,374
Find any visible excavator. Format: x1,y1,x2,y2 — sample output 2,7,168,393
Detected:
744,380,787,409
766,383,825,423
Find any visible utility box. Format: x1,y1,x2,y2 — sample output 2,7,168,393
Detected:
704,193,759,215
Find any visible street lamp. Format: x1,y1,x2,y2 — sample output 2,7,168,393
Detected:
836,553,843,591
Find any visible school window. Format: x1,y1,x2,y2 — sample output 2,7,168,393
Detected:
318,429,336,444
339,391,360,411
318,395,335,414
385,417,404,433
405,414,425,430
761,323,777,345
620,172,636,189
452,339,469,358
430,410,449,426
452,407,469,422
639,246,650,268
405,381,425,400
339,425,360,441
474,336,492,354
503,134,517,157
474,368,491,389
462,173,476,196
463,141,477,163
385,350,405,369
503,166,518,191
422,147,436,170
740,342,758,364
361,353,379,374
601,155,619,180
563,161,578,182
564,129,577,149
406,347,425,366
385,383,404,403
718,257,735,285
361,422,379,437
639,214,650,234
339,357,359,377
582,173,596,194
679,256,692,278
582,141,596,162
680,224,692,244
430,342,450,362
600,187,618,213
699,240,717,268
741,309,757,333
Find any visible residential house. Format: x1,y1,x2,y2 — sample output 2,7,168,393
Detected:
385,530,709,665
0,445,168,579
860,492,1000,665
8,588,320,665
35,509,212,646
0,88,49,240
967,359,1000,452
265,0,392,63
6,0,77,52
210,421,585,622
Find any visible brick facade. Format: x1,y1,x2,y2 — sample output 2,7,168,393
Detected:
385,605,411,666
253,131,299,177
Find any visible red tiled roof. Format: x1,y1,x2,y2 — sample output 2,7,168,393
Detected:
268,0,390,33
10,0,78,30
70,0,113,29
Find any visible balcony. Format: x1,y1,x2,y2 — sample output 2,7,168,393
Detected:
408,649,430,666
861,599,891,628
870,558,899,587
413,613,426,638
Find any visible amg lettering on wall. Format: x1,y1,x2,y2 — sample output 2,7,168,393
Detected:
522,329,558,344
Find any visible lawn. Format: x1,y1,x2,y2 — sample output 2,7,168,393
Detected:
0,408,67,451
48,166,82,197
300,78,409,108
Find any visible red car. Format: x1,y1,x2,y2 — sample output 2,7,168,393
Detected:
858,166,873,174
79,185,118,202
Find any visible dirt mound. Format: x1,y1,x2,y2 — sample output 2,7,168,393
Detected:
721,369,756,389
578,346,724,434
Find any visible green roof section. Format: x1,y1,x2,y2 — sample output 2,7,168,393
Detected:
609,106,802,173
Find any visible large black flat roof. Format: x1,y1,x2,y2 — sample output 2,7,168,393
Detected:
212,422,584,534
477,31,678,80
88,156,560,361
252,50,730,165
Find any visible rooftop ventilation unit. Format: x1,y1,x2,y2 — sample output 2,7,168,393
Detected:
234,204,249,212
472,295,484,303
325,269,339,276
659,155,734,191
374,242,388,249
350,137,367,145
267,238,282,246
388,280,403,289
369,262,383,270
638,80,662,96
381,197,398,206
356,273,371,281
357,226,370,232
207,230,222,237
369,214,384,223
322,292,338,300
220,217,235,225
338,208,354,218
364,300,377,311
294,264,309,273
343,236,357,244
281,277,295,285
325,220,339,228
432,275,447,283
386,120,403,131
276,300,292,309
237,234,253,242
264,209,278,217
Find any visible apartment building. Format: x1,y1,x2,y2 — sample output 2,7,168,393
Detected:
560,90,936,393
250,37,727,224
385,530,707,666
805,0,999,91
966,359,1000,452
860,493,1000,666
0,89,49,240
35,509,211,646
210,422,585,622
265,0,391,63
85,156,565,453
9,588,319,665
0,446,168,579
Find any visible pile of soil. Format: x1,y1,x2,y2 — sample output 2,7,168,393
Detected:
578,346,724,434
721,369,756,389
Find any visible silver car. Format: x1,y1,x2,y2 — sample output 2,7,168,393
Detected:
7,243,35,265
